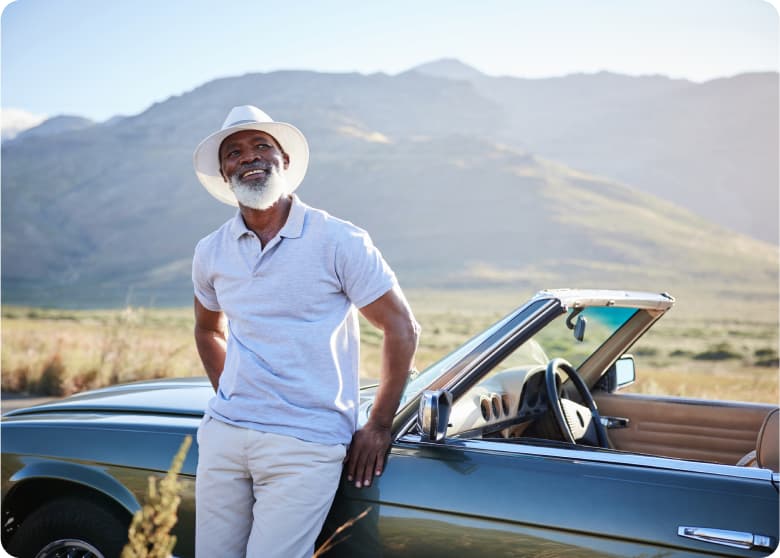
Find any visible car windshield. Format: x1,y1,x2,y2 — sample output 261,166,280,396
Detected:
486,305,639,375
397,302,639,408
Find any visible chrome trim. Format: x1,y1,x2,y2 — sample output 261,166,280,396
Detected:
419,390,452,442
600,416,629,429
397,434,776,481
677,526,776,551
534,289,675,311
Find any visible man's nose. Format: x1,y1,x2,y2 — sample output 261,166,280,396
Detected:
238,151,261,165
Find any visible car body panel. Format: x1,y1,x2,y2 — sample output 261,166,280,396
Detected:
3,378,212,418
324,437,778,557
2,290,777,558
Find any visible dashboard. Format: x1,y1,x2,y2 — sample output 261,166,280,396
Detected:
447,366,552,438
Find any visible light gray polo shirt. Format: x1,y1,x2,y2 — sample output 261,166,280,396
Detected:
192,195,396,445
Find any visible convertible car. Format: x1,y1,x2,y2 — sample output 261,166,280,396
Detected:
2,289,778,558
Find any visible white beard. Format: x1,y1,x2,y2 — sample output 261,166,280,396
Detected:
229,167,290,210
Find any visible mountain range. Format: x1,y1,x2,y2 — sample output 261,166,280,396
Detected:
1,60,777,307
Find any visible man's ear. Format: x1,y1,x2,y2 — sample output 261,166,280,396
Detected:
283,152,290,170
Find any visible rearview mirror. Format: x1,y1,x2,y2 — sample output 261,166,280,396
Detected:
418,390,453,442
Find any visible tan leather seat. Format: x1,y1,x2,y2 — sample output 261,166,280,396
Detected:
755,408,779,472
738,408,779,471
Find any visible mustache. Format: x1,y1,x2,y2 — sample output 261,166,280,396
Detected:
230,162,273,180
239,162,272,173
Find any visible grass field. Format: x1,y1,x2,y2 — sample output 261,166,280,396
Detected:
2,288,778,404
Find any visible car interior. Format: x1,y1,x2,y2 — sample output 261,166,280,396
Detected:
438,303,780,473
444,363,779,472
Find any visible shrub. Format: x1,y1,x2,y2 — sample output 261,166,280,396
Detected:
755,357,780,367
34,354,66,396
693,342,742,361
634,347,659,357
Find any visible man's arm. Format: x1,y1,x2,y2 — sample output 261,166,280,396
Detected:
194,296,228,392
345,286,420,488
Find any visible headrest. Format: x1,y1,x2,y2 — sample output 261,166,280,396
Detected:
756,408,779,472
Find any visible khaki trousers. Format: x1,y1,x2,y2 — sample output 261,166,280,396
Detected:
195,415,346,558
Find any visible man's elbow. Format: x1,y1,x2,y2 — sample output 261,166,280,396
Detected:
194,323,226,345
398,315,421,352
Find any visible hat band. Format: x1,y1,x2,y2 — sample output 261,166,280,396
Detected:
226,119,263,127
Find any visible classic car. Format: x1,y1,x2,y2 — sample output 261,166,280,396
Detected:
1,289,778,558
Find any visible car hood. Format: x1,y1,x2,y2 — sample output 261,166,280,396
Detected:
3,377,214,418
3,377,381,418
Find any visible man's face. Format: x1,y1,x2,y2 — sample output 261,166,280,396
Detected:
219,130,291,210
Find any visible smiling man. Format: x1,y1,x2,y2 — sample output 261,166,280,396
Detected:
191,105,419,558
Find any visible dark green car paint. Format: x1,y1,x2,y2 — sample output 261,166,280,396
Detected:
2,291,778,557
4,382,777,558
324,439,778,557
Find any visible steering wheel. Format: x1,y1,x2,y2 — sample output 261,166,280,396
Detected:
545,358,610,448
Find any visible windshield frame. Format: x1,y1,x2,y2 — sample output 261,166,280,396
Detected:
389,289,675,440
391,296,564,437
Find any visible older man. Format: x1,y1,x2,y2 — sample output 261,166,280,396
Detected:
191,105,419,558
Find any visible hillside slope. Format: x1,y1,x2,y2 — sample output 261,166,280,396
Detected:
2,68,776,307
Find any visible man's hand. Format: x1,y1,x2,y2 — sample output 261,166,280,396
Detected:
346,287,419,489
345,421,392,488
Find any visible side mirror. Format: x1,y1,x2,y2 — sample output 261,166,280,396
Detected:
597,355,636,393
418,390,453,442
614,355,636,388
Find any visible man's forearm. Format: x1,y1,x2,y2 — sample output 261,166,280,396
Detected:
195,327,227,391
368,320,420,428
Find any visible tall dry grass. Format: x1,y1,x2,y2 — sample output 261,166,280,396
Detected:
1,307,201,396
122,436,192,558
1,288,777,403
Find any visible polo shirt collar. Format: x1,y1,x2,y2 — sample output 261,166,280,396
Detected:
228,194,306,240
279,194,305,239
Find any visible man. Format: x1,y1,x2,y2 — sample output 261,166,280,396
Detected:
191,105,419,558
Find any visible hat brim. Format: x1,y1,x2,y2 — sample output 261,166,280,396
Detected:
193,121,309,207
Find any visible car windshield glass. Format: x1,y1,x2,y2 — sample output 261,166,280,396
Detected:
490,305,639,375
431,304,641,404
398,299,550,407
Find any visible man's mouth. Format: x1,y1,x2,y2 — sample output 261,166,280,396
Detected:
240,168,267,180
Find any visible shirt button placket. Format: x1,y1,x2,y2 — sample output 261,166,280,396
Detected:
253,236,263,275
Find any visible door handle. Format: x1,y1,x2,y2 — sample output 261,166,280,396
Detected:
599,416,629,429
678,526,776,551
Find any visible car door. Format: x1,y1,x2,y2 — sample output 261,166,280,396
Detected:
323,435,779,558
594,392,775,466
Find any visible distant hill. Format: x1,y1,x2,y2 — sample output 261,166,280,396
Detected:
1,66,777,307
411,60,779,244
410,58,487,81
13,115,95,141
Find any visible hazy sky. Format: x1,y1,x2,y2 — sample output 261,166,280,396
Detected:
1,0,778,122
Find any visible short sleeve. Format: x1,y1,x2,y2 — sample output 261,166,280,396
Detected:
335,226,397,308
192,239,221,311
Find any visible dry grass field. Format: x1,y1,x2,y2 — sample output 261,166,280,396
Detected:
2,288,777,404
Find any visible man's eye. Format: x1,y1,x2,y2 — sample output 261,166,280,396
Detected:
256,143,271,150
228,150,240,157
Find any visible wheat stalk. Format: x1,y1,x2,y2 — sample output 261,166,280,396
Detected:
313,506,372,557
121,435,192,558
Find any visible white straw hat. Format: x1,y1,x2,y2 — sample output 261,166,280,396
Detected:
193,105,309,206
